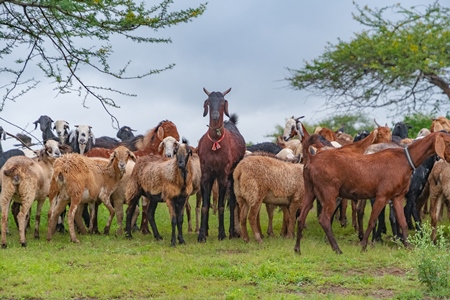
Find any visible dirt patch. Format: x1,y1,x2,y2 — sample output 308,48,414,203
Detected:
346,266,407,277
317,285,394,299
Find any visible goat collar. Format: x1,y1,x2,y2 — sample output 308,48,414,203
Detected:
207,130,225,151
404,146,416,171
207,124,224,136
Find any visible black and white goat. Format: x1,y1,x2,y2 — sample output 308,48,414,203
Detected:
68,125,95,155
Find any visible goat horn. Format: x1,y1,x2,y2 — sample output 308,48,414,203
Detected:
295,116,305,121
374,119,382,127
223,88,231,96
203,87,210,96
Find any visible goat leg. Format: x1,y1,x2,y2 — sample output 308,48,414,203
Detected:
176,196,186,245
148,197,162,241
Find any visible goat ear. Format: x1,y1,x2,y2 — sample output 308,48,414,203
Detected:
224,100,230,118
158,141,164,153
370,129,378,143
435,136,446,160
308,146,317,155
203,100,209,117
128,150,137,162
156,127,164,141
108,151,116,167
68,130,76,143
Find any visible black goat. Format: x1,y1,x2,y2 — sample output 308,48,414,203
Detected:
34,115,59,142
116,126,136,142
392,122,411,144
246,142,282,154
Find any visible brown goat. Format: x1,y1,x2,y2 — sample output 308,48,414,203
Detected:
1,140,62,248
46,146,136,243
197,88,246,242
295,131,450,254
125,141,194,246
234,154,304,243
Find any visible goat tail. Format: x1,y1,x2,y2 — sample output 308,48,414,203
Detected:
4,166,21,186
229,113,239,125
57,172,64,183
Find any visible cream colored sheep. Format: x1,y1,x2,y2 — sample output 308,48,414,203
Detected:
234,154,304,243
125,141,194,246
0,140,62,248
46,146,136,243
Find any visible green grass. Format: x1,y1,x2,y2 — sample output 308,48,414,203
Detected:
0,198,446,299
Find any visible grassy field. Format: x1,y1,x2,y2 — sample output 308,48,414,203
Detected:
0,197,447,300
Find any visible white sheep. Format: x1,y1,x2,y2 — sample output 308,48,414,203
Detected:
46,145,136,243
0,140,62,248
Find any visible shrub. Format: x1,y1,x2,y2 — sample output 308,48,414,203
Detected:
409,222,450,297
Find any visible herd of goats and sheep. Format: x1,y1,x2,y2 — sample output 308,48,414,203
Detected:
1,88,450,255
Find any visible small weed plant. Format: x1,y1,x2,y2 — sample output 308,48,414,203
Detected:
409,221,450,298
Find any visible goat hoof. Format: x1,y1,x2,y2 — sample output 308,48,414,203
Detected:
141,227,151,235
103,228,110,235
155,236,163,241
131,225,139,232
34,235,40,240
179,239,186,245
71,239,80,244
1,243,6,249
21,242,27,247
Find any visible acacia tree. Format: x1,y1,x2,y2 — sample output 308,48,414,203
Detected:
0,0,206,126
286,2,450,115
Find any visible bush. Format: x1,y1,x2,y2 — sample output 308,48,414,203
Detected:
409,222,450,297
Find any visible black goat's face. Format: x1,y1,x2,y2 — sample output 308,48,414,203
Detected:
174,143,191,170
34,115,54,132
116,126,136,141
202,88,230,121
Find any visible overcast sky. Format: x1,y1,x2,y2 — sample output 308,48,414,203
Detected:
1,0,432,150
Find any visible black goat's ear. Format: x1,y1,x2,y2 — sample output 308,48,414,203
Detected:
203,100,209,117
224,100,230,118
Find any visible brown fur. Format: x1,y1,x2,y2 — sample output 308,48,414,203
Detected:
197,89,246,242
46,146,136,243
427,159,450,241
0,141,62,248
430,116,450,132
295,131,450,254
125,143,194,246
234,155,304,243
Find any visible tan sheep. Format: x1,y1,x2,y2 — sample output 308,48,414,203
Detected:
234,154,304,243
0,140,63,248
46,146,136,243
157,137,202,233
105,159,140,235
427,159,450,242
125,141,194,246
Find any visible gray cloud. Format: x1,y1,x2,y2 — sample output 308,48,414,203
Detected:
1,0,430,150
